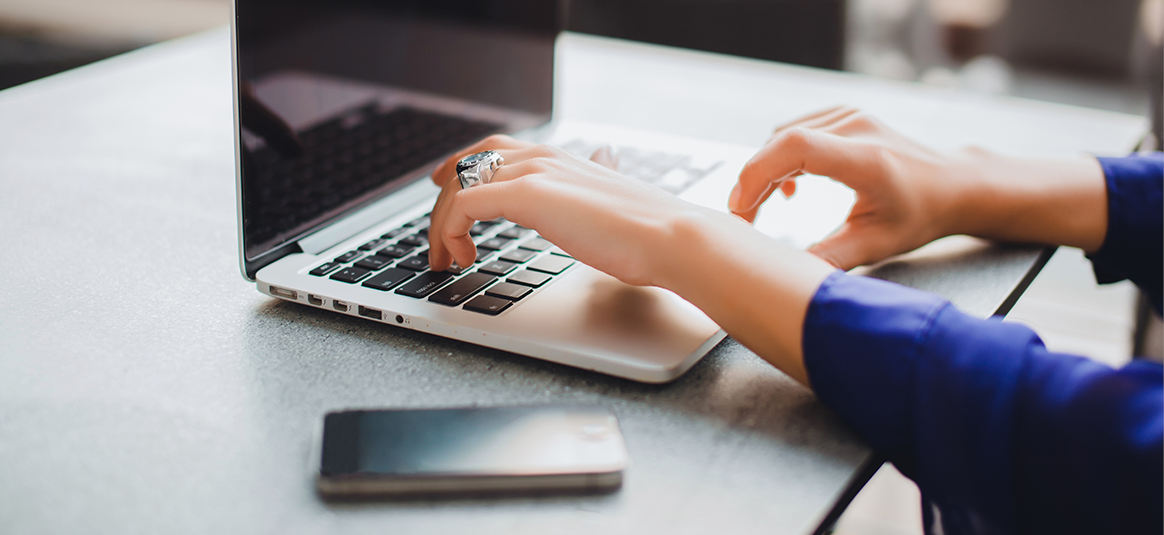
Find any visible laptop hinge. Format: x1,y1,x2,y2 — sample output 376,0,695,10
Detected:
297,177,440,255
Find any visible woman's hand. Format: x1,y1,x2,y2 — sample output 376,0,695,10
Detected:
729,107,966,270
427,135,704,287
728,106,1108,269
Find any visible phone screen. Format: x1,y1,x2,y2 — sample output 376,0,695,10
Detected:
318,406,627,496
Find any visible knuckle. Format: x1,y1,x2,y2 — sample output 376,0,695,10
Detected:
780,127,814,149
527,156,562,171
482,133,512,147
867,144,898,175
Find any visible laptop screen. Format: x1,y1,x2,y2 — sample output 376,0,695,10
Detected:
235,0,559,276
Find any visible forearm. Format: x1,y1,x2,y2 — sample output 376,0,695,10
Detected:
950,150,1108,252
654,208,835,385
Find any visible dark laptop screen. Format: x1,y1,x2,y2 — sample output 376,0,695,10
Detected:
235,0,559,275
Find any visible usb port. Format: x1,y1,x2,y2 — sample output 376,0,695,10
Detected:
269,286,297,300
307,294,324,306
333,300,350,312
358,306,383,320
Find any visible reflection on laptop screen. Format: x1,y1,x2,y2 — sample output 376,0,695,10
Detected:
235,0,559,270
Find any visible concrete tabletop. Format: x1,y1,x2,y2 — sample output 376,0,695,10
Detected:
0,28,1146,534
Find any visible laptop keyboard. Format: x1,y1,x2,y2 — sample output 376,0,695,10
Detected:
308,215,575,316
245,103,501,248
303,137,722,317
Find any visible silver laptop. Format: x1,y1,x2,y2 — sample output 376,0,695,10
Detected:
231,0,843,382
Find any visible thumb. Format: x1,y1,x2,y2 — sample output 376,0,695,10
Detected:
807,223,892,271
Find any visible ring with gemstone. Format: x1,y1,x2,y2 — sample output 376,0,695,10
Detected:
456,150,505,189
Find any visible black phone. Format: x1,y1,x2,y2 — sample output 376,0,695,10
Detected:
315,405,628,498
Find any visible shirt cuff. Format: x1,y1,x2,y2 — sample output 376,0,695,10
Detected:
1088,154,1163,312
802,271,948,466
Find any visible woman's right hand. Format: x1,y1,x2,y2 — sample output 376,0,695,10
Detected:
425,135,712,288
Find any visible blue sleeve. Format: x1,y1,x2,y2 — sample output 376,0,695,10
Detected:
1088,153,1163,313
804,272,1163,535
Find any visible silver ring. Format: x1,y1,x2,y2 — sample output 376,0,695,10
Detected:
456,150,505,189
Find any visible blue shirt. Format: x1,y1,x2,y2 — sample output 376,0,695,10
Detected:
803,153,1164,535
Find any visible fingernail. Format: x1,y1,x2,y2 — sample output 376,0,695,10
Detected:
728,184,743,212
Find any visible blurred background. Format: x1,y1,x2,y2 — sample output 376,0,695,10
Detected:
2,0,1160,140
2,1,1158,534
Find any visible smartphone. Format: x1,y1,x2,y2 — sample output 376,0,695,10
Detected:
315,405,628,498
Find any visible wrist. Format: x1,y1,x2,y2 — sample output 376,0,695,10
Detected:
941,147,1010,238
944,148,1108,250
652,206,835,385
649,205,725,292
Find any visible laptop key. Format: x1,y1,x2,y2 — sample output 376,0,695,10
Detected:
354,255,392,271
507,270,551,288
549,247,572,258
469,222,492,236
474,246,495,263
405,215,430,227
400,233,428,247
397,254,429,271
429,272,496,306
499,248,537,264
362,268,414,291
334,250,362,263
310,262,342,276
377,244,412,259
395,271,454,298
330,267,372,283
528,255,574,275
477,237,510,251
497,227,529,240
359,238,387,251
380,227,408,239
478,260,517,276
464,295,513,316
518,237,552,251
485,282,532,301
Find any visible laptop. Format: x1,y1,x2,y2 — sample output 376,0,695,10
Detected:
231,0,848,382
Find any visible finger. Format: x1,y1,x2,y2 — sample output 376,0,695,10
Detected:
770,105,850,134
486,149,562,183
430,156,546,268
438,180,534,269
731,128,881,215
807,223,894,270
733,172,801,224
429,146,562,269
430,134,530,186
735,181,776,224
427,179,463,270
821,112,882,136
770,106,860,140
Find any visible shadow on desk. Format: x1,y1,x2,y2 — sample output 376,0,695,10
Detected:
243,296,855,456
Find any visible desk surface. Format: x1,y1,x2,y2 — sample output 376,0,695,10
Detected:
0,29,1145,534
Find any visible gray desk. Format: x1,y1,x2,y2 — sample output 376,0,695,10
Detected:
0,29,1146,534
